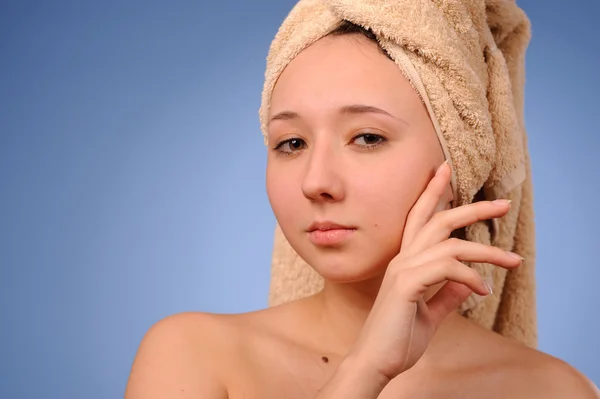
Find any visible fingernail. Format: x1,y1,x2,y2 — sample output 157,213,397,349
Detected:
471,291,488,305
492,199,512,206
482,277,493,295
435,160,449,176
506,251,524,261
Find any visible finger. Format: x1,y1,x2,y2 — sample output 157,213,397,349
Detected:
401,160,452,251
398,257,489,303
426,281,474,327
398,238,523,271
408,200,512,252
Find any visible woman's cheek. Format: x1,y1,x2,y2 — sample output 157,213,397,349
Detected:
268,174,303,226
355,172,417,241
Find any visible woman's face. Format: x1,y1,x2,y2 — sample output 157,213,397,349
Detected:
266,34,451,283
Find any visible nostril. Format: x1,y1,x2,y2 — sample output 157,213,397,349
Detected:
319,192,335,200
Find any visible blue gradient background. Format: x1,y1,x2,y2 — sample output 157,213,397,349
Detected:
1,1,598,397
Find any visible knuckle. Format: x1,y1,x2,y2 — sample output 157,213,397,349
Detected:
443,256,458,267
433,257,456,273
479,200,500,217
470,267,482,281
494,245,508,257
429,211,445,226
446,237,462,246
441,237,465,256
479,243,500,258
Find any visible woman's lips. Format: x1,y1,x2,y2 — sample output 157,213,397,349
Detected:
308,228,356,246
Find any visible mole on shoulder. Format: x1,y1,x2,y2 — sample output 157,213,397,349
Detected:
321,356,329,363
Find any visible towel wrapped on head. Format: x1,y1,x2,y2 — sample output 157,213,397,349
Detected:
260,0,536,347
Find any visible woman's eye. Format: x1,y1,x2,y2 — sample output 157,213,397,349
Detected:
353,133,385,147
274,138,306,154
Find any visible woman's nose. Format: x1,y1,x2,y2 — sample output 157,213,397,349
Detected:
301,146,345,203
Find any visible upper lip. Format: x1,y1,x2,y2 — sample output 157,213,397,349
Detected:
307,221,356,232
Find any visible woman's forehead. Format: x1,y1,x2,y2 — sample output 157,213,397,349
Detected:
269,35,421,120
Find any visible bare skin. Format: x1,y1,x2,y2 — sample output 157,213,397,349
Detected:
125,307,597,398
125,34,599,398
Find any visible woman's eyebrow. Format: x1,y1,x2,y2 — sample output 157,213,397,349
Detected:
268,104,410,127
339,104,410,127
268,111,299,125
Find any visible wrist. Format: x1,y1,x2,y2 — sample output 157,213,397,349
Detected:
338,353,391,392
315,351,392,398
315,353,391,398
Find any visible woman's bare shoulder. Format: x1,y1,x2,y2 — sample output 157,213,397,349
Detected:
507,344,599,398
471,331,599,399
124,311,245,399
124,305,303,399
434,318,599,398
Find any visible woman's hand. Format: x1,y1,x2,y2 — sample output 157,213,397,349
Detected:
347,160,523,382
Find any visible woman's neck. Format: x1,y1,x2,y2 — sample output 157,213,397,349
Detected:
313,280,378,354
307,277,451,357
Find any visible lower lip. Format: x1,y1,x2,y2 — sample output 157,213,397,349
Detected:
308,228,356,246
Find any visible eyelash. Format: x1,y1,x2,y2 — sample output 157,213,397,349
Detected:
273,133,387,156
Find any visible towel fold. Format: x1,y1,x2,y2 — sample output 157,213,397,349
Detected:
260,0,536,347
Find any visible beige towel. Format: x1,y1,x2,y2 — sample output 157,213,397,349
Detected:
259,0,536,348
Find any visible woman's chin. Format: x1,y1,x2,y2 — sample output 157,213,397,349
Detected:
285,235,398,283
305,254,389,284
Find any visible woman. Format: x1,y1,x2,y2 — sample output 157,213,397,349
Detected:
125,14,599,399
